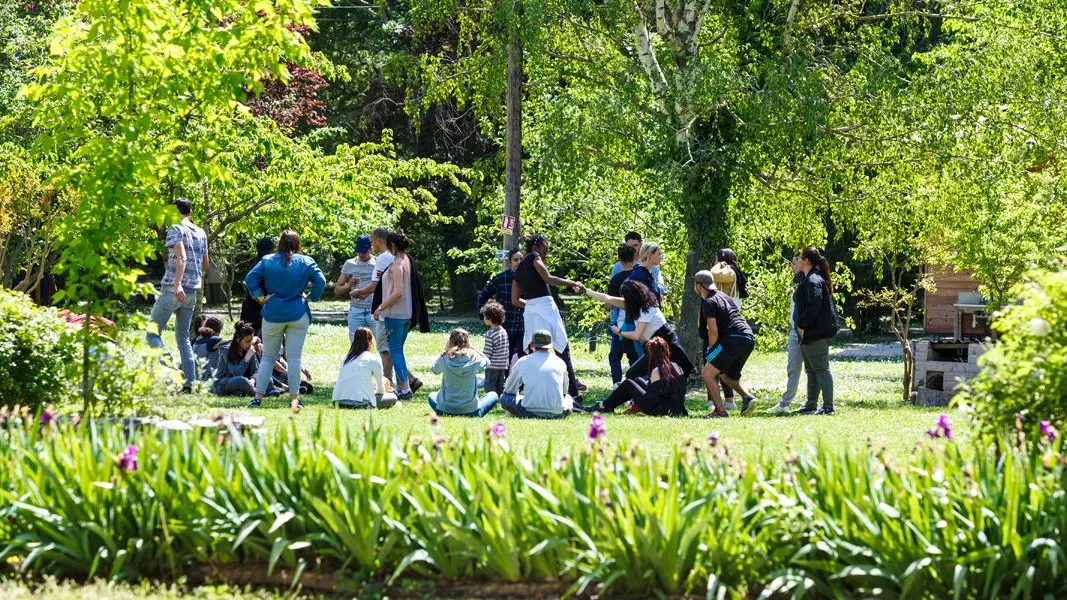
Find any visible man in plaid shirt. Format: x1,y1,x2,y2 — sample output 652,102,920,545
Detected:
476,249,524,361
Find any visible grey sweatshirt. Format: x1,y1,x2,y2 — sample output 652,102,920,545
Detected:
431,350,489,414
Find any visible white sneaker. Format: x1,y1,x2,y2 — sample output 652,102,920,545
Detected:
723,400,737,411
768,404,791,415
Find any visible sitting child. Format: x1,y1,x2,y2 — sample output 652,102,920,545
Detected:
192,315,225,381
213,321,275,397
333,327,397,409
429,328,499,417
479,301,510,396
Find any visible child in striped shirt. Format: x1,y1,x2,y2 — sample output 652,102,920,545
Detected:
479,301,510,396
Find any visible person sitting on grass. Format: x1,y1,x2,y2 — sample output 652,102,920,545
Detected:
593,337,687,416
192,315,225,381
479,301,510,396
212,321,278,397
271,354,314,395
428,328,499,417
499,330,573,419
693,270,758,418
333,327,397,409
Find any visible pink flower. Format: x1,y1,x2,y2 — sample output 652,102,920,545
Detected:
927,415,953,441
489,422,506,438
117,445,139,472
1040,420,1058,442
588,414,606,441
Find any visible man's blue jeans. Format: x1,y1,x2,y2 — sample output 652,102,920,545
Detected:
146,284,198,387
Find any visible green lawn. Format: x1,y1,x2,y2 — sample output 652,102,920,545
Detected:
140,317,960,459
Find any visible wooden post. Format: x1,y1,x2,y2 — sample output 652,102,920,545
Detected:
503,0,523,251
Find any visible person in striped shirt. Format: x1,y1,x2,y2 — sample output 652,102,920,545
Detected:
479,301,510,396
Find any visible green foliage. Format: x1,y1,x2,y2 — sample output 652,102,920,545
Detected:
959,269,1067,436
1,415,1066,597
0,289,77,410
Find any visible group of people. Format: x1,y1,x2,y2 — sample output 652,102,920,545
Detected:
147,198,837,419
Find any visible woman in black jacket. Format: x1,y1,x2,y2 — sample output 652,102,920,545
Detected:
792,247,837,415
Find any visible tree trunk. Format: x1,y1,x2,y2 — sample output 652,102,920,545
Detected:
503,0,523,251
677,236,706,363
902,342,914,403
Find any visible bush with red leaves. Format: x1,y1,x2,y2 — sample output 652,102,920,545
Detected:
248,63,329,133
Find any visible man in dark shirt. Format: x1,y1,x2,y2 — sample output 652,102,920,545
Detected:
694,270,758,418
606,244,640,384
477,248,525,359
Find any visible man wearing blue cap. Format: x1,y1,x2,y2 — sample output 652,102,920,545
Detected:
334,234,377,341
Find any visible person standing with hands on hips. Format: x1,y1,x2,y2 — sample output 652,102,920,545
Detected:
245,230,326,411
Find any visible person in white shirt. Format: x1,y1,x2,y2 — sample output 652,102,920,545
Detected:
583,280,694,378
333,327,397,409
499,330,573,418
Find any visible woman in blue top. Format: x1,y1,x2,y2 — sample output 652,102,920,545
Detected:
629,242,665,304
245,230,326,409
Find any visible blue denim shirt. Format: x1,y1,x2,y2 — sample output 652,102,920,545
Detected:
245,253,326,323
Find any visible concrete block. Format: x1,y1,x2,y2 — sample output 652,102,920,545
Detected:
917,388,950,407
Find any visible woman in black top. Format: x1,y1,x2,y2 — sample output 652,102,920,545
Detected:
594,337,687,416
239,237,276,334
793,247,837,415
511,234,585,401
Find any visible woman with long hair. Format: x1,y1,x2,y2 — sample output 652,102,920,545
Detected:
793,247,837,415
373,229,424,400
245,230,326,410
593,337,687,416
584,280,694,377
429,328,500,417
333,327,397,409
212,321,272,397
510,234,585,403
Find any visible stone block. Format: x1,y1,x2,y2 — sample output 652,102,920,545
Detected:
917,388,950,407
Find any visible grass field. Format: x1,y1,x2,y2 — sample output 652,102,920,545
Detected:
141,317,962,459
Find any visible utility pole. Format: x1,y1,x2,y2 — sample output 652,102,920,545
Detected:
503,0,523,251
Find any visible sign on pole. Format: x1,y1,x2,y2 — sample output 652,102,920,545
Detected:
501,215,516,234
494,249,509,261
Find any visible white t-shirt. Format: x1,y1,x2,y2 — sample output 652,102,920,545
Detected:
637,307,667,341
502,350,572,416
371,250,395,282
332,351,385,406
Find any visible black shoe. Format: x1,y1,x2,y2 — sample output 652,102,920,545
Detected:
179,386,192,395
815,407,835,415
794,406,817,415
572,401,593,414
740,396,757,415
706,410,729,419
247,398,261,408
409,376,424,394
576,379,588,392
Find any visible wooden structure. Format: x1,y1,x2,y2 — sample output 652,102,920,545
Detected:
923,265,991,337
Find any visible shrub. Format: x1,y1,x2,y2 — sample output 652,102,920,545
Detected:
1,416,1065,597
959,269,1067,436
0,289,78,410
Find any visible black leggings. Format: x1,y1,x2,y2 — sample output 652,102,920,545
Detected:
625,325,694,380
603,378,685,416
